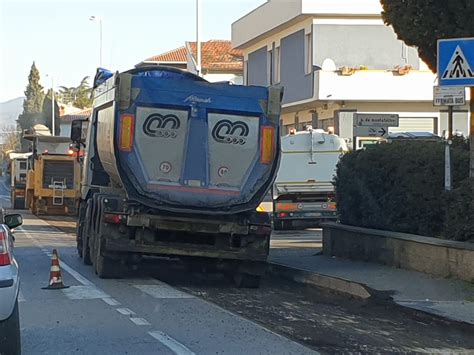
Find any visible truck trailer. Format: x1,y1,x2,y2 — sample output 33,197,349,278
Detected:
9,152,32,209
273,127,348,230
71,66,282,287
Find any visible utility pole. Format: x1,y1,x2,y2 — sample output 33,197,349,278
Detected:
52,76,55,137
196,0,202,77
470,87,474,178
89,16,103,67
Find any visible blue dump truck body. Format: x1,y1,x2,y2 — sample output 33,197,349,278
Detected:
73,66,283,287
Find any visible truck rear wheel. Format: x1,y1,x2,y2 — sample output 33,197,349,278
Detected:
93,228,122,279
81,201,93,265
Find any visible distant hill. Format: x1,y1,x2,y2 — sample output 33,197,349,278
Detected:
0,97,24,127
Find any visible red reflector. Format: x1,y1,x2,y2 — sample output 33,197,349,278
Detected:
0,253,11,266
0,230,11,266
260,126,275,165
103,213,122,224
278,213,288,218
119,114,135,152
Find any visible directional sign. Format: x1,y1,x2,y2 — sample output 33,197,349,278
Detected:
433,86,466,106
355,113,399,127
438,38,474,87
354,126,388,138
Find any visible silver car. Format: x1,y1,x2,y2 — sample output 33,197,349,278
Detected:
0,214,23,355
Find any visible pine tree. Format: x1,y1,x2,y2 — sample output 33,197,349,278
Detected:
22,62,45,114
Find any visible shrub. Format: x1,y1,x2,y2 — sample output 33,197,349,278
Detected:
335,139,470,239
444,178,474,242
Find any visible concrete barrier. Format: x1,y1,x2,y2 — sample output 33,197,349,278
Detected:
322,223,474,283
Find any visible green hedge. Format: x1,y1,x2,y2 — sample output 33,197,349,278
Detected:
335,138,472,240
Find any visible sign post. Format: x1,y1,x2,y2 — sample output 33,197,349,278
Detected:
438,37,474,179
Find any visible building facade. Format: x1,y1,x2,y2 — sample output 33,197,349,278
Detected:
232,0,471,144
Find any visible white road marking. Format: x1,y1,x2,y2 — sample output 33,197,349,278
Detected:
58,261,95,287
116,307,136,316
62,285,110,300
134,284,194,299
102,297,120,306
130,317,151,326
19,227,97,288
148,331,195,355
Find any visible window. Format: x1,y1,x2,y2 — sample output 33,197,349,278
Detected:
267,49,273,85
275,46,281,83
305,32,312,74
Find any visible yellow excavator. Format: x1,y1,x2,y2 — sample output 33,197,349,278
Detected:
24,126,81,215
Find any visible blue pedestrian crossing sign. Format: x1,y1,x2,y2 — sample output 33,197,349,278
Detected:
438,38,474,86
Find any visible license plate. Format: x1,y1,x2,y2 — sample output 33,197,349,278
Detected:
304,212,322,217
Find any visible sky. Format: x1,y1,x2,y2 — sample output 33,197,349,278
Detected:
0,0,266,103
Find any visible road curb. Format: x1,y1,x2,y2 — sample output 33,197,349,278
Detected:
266,262,373,299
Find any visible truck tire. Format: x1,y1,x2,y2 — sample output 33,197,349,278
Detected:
95,233,121,279
94,197,122,279
234,272,261,288
0,299,21,355
81,201,93,265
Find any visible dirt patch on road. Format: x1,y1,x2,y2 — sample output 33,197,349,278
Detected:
144,263,474,354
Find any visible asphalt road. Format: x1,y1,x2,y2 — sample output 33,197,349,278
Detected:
12,214,315,355
2,186,474,354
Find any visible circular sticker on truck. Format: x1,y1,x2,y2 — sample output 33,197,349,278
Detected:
218,166,229,177
160,162,172,174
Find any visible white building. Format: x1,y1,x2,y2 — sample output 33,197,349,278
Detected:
232,0,471,145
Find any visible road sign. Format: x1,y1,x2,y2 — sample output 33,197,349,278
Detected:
354,126,388,138
355,113,399,127
433,86,466,106
438,38,474,87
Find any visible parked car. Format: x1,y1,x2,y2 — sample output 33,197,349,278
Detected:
0,213,23,355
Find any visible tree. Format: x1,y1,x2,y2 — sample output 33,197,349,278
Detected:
0,125,21,153
59,76,92,108
381,0,474,177
73,76,92,109
21,62,44,114
18,62,45,133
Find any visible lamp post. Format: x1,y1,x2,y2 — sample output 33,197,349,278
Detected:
89,16,103,67
196,0,201,77
46,74,55,136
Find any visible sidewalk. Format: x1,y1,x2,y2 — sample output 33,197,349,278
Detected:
269,230,474,325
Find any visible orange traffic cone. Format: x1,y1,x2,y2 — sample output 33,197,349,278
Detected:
42,249,69,290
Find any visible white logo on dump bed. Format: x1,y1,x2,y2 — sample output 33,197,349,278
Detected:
184,95,212,104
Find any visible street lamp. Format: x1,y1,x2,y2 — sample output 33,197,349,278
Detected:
196,0,201,77
46,74,55,137
89,16,103,67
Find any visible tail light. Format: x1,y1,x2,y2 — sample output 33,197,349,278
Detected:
68,149,74,155
0,229,11,266
119,114,135,152
103,213,125,224
260,126,275,164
